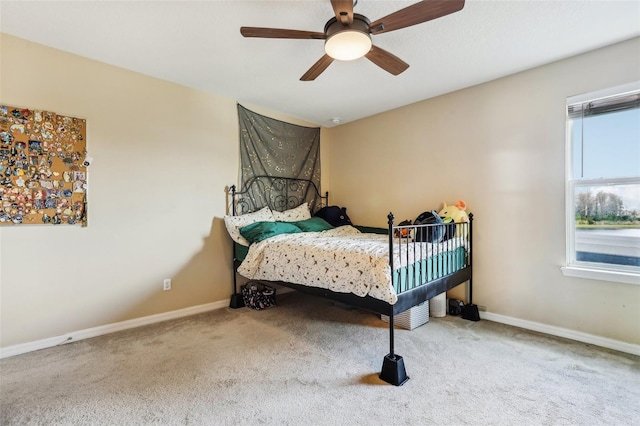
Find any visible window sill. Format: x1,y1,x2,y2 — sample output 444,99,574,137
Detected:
561,266,640,285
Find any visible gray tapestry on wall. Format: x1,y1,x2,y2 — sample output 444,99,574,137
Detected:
237,104,321,212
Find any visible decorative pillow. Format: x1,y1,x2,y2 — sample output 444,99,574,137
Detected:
239,221,302,244
293,217,334,232
314,205,352,227
271,203,311,222
224,206,275,246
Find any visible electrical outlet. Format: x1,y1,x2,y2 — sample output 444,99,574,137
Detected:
163,278,171,291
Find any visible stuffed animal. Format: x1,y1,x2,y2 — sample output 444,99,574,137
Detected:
394,219,412,238
438,200,469,237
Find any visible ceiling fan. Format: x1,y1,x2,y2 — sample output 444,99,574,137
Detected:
240,0,465,81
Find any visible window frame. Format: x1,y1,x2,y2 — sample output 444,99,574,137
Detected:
562,82,640,285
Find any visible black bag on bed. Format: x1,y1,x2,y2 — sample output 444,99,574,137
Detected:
241,281,276,310
314,205,352,227
413,210,446,243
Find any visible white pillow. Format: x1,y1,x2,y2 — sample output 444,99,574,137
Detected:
224,206,275,246
272,203,311,222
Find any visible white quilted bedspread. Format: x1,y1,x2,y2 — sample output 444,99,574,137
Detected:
237,225,466,305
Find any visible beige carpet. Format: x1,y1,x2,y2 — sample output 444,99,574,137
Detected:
1,291,639,425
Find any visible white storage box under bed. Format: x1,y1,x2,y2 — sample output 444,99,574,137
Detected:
381,301,429,330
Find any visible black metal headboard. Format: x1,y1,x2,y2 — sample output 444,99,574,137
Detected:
230,175,328,216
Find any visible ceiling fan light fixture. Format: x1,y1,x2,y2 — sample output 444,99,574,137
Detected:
241,2,467,80
324,30,372,61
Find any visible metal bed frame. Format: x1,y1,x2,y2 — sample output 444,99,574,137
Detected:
228,175,474,386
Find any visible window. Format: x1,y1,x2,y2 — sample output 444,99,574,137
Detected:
563,82,640,285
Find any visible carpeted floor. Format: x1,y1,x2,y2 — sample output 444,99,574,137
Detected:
1,291,639,425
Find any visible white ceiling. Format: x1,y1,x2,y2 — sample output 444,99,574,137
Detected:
1,1,639,127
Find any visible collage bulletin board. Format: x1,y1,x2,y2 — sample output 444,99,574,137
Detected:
0,105,88,226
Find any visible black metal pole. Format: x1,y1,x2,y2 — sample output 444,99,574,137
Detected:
389,314,395,357
461,213,479,321
229,185,244,309
379,212,408,386
468,213,474,304
231,185,237,296
387,212,395,357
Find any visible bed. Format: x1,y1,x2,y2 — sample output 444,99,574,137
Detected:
226,175,474,385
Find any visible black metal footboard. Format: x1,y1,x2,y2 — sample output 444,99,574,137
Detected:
381,213,473,385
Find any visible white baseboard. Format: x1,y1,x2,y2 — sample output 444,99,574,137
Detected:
0,299,229,359
481,311,640,356
3,295,637,359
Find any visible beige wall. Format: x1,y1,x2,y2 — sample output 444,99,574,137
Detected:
1,32,638,350
326,37,640,345
0,34,323,348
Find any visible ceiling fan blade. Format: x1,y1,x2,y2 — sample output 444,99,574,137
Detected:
369,0,465,35
300,54,334,81
330,0,354,25
365,45,409,76
240,27,325,40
